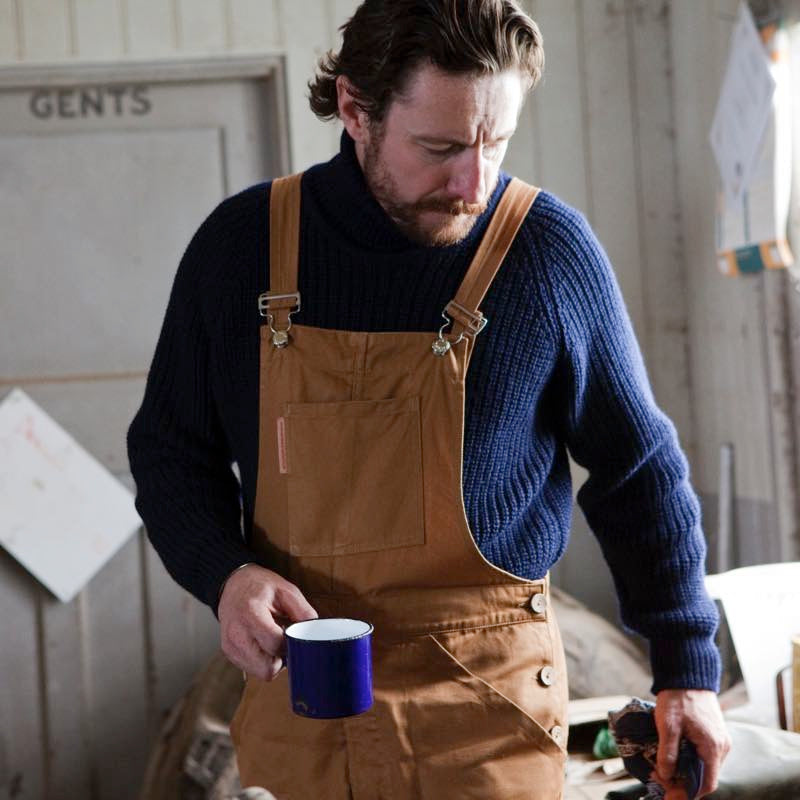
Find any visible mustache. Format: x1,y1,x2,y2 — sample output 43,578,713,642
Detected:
411,198,487,217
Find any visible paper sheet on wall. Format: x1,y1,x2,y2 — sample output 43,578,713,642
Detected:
709,2,775,208
710,2,794,276
0,387,142,602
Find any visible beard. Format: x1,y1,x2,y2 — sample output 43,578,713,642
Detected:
361,126,491,247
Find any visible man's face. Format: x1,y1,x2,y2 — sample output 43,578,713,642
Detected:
353,64,525,246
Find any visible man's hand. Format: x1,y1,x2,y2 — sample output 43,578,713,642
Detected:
654,688,731,799
218,564,317,681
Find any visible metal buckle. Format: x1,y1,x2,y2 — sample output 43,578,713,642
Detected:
447,300,488,334
257,292,301,348
257,291,301,317
431,305,488,357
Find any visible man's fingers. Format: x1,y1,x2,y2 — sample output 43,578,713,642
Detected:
251,617,287,662
695,729,731,797
264,653,284,681
224,632,284,681
275,582,318,623
655,718,681,784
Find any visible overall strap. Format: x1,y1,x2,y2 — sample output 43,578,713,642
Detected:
258,173,303,336
445,178,540,341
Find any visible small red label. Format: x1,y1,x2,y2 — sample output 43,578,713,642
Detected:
277,416,288,474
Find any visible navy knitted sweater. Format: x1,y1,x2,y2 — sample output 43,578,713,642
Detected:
128,132,720,693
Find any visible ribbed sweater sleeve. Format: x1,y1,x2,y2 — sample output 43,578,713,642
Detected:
127,207,255,614
537,204,721,693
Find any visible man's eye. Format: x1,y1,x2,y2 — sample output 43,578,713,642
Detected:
425,145,459,156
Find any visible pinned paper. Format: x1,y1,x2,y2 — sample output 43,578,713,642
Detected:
710,2,794,277
709,2,776,208
0,388,142,602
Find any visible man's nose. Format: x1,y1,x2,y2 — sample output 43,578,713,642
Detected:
448,148,486,205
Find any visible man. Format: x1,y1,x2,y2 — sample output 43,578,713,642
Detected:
128,1,730,797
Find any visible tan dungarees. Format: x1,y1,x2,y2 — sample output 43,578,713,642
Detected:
230,174,569,799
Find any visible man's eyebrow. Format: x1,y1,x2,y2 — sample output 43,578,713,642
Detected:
413,129,516,146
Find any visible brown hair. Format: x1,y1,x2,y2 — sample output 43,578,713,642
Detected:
308,0,544,122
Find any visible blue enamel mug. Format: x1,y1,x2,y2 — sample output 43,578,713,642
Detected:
284,617,374,719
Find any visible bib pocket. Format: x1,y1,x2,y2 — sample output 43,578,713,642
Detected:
284,395,425,557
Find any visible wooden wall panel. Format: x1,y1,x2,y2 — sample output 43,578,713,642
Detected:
278,0,340,169
83,536,148,800
525,0,589,212
672,0,774,500
229,0,281,50
580,0,646,340
627,0,694,444
0,0,18,61
40,594,92,799
670,0,788,567
17,0,71,60
73,0,124,58
142,538,207,739
331,0,359,37
0,559,45,800
176,0,226,53
124,0,176,56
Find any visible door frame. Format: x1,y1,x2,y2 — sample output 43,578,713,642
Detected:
0,54,291,175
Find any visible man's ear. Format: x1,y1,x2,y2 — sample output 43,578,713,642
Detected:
336,76,369,144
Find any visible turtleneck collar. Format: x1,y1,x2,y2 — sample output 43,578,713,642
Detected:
303,130,510,256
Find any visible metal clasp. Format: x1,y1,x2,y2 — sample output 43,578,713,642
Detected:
258,291,301,348
431,303,488,357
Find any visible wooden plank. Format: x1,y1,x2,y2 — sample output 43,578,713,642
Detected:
0,555,45,800
626,0,694,449
0,0,19,61
501,0,539,185
18,0,71,59
579,0,646,340
40,592,92,798
142,533,205,741
671,0,776,514
331,0,359,40
83,535,148,800
523,0,589,212
176,0,226,53
229,0,280,50
762,270,799,561
73,0,124,58
125,0,176,56
277,0,340,170
790,25,800,562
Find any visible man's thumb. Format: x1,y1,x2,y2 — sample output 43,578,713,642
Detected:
276,583,318,623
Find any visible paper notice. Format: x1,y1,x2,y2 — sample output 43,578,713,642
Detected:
0,388,142,603
709,2,776,207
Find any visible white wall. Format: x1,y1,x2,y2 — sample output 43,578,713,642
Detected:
671,0,800,567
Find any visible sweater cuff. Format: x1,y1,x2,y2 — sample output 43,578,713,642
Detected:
649,636,722,694
203,538,261,618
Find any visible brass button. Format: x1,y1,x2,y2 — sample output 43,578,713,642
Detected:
529,592,547,614
538,665,555,686
272,330,289,348
550,724,564,743
431,337,451,356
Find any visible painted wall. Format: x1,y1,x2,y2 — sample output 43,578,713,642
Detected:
1,1,797,798
671,0,800,570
